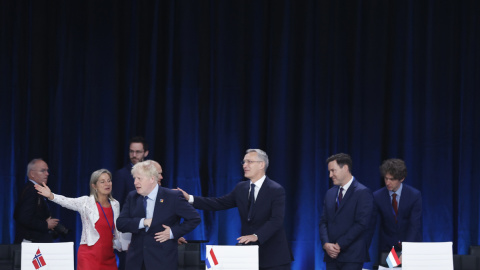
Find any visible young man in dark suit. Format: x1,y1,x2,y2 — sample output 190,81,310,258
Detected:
320,153,374,270
178,149,293,270
373,158,422,264
113,136,150,208
14,159,59,243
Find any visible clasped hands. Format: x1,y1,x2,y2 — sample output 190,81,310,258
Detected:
323,243,341,259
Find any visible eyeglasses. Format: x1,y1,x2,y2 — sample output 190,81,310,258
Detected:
33,169,50,173
241,160,263,165
129,150,145,155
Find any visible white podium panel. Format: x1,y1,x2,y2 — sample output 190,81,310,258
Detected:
402,242,453,270
21,242,74,270
205,245,258,270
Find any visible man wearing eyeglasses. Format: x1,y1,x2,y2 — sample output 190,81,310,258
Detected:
178,149,293,270
14,158,59,243
113,136,150,208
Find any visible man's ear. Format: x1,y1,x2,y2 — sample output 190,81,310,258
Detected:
144,150,149,158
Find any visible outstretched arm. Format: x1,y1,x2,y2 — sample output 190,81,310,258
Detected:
34,182,54,200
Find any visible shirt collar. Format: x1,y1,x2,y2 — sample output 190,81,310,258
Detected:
340,176,354,192
389,183,403,197
251,175,266,189
146,184,159,201
28,179,41,185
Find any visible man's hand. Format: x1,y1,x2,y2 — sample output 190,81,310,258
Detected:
323,243,340,259
177,237,187,245
154,225,172,243
175,188,190,201
237,234,258,244
144,218,152,228
47,217,59,230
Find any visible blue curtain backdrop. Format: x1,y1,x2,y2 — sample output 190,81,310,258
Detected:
1,0,480,269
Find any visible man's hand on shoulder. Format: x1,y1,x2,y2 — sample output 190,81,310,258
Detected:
175,187,190,201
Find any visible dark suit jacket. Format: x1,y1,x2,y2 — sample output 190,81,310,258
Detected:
112,163,134,208
117,186,201,270
319,178,374,263
193,177,292,268
14,181,53,243
373,184,422,252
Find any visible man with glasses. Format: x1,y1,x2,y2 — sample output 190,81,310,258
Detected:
113,136,150,208
178,149,293,270
14,158,59,243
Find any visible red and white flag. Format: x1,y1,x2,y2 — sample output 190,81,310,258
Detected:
386,246,401,268
32,248,47,269
206,247,219,269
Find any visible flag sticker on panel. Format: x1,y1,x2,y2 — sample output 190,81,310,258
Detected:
205,245,258,270
22,242,74,270
386,246,401,268
206,248,219,269
32,248,47,269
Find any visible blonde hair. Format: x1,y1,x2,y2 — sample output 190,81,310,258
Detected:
131,160,159,181
89,169,113,202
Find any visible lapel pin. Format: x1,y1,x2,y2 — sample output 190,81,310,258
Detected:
160,199,164,203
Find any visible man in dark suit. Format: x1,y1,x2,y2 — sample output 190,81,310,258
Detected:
14,159,59,243
113,136,149,269
113,136,149,208
178,149,293,270
117,160,201,270
373,158,422,263
320,153,374,270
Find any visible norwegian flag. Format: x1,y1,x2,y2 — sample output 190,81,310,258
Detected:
32,248,47,269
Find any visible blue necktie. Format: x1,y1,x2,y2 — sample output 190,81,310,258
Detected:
143,196,148,215
247,184,255,221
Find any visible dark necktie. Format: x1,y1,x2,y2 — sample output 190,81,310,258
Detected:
392,193,398,222
143,196,148,215
247,184,255,221
336,187,344,211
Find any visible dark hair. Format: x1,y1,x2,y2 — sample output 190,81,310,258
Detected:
380,158,407,180
130,136,148,152
326,153,352,173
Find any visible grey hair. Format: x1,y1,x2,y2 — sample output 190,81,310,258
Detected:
246,149,269,171
26,158,44,178
90,169,113,202
131,160,159,181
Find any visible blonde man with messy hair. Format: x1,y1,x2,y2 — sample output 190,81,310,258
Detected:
117,160,201,270
131,160,159,183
